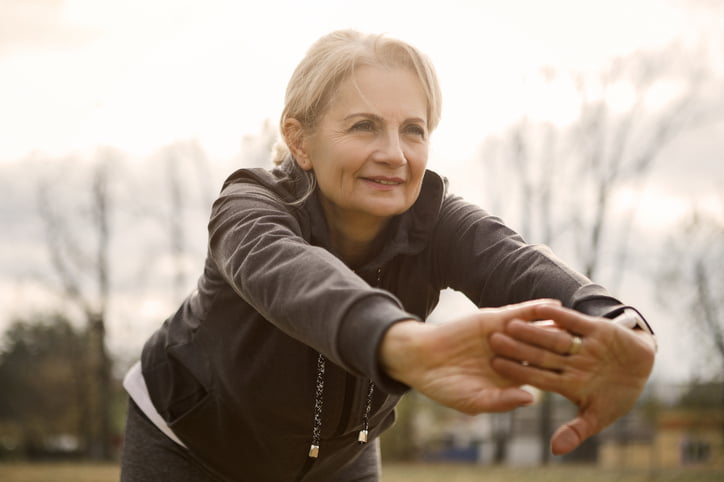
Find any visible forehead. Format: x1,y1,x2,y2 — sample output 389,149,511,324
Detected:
326,65,428,121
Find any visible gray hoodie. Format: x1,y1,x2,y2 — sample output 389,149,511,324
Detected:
140,159,636,481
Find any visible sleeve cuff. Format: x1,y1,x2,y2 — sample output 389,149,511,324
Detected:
336,293,419,395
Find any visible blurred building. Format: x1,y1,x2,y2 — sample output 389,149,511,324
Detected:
402,382,724,470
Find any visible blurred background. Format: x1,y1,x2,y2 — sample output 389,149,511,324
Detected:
0,0,722,479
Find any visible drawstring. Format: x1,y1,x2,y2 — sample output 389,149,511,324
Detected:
307,359,376,458
357,381,375,443
308,268,381,459
308,353,326,458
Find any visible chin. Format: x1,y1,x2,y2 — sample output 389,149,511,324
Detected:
364,203,410,219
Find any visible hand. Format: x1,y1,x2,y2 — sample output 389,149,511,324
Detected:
489,304,656,455
379,299,562,415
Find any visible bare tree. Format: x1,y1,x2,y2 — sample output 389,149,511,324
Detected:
570,45,714,281
481,117,562,244
660,207,724,440
480,43,720,285
37,151,116,460
152,140,214,302
660,209,724,375
478,42,723,464
165,147,190,302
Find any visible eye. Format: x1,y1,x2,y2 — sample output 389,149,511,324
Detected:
350,120,375,132
404,124,427,139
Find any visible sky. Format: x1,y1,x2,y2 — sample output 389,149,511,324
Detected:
1,0,720,164
1,0,723,383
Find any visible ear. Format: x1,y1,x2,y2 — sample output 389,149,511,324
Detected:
282,118,313,171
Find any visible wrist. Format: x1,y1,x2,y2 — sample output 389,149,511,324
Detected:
379,319,426,383
614,309,657,353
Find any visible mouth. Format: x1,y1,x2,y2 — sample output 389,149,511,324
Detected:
361,176,404,186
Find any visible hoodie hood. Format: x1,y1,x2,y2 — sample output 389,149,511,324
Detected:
222,157,448,273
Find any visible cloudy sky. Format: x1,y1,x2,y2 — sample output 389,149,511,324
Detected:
2,0,720,163
1,0,723,383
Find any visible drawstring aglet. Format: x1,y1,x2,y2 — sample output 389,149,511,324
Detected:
357,430,368,444
308,444,320,458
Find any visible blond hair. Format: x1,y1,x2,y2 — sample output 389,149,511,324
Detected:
272,29,442,165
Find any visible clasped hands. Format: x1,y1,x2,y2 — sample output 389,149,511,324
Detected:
379,299,656,455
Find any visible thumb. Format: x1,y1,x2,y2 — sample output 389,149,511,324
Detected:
550,413,597,456
476,387,535,413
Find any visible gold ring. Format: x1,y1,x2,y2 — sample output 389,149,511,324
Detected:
566,335,583,356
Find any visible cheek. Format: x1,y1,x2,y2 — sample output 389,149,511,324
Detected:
407,158,427,195
325,141,364,173
409,146,428,175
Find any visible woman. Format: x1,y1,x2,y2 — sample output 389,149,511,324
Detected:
121,30,656,481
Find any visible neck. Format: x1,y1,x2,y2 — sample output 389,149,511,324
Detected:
324,212,388,268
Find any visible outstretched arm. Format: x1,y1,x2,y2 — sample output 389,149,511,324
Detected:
379,299,562,414
488,304,656,455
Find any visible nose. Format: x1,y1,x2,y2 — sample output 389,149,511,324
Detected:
373,129,406,167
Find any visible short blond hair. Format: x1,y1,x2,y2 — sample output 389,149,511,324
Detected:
273,29,442,165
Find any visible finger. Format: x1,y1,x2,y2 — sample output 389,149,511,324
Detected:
550,414,597,456
535,305,600,337
530,319,560,329
492,299,563,323
489,332,567,371
473,387,534,414
505,320,582,356
490,356,563,392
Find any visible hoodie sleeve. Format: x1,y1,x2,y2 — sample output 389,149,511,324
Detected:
208,179,415,391
431,194,634,319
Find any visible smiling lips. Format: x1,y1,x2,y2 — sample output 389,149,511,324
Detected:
361,176,404,186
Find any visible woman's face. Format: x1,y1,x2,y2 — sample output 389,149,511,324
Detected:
299,65,429,229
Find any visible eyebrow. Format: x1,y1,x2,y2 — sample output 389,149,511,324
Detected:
343,113,427,125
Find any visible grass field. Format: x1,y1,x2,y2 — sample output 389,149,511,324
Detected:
0,462,722,481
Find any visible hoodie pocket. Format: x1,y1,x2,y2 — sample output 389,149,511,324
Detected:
142,353,209,426
165,338,213,424
165,371,209,425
